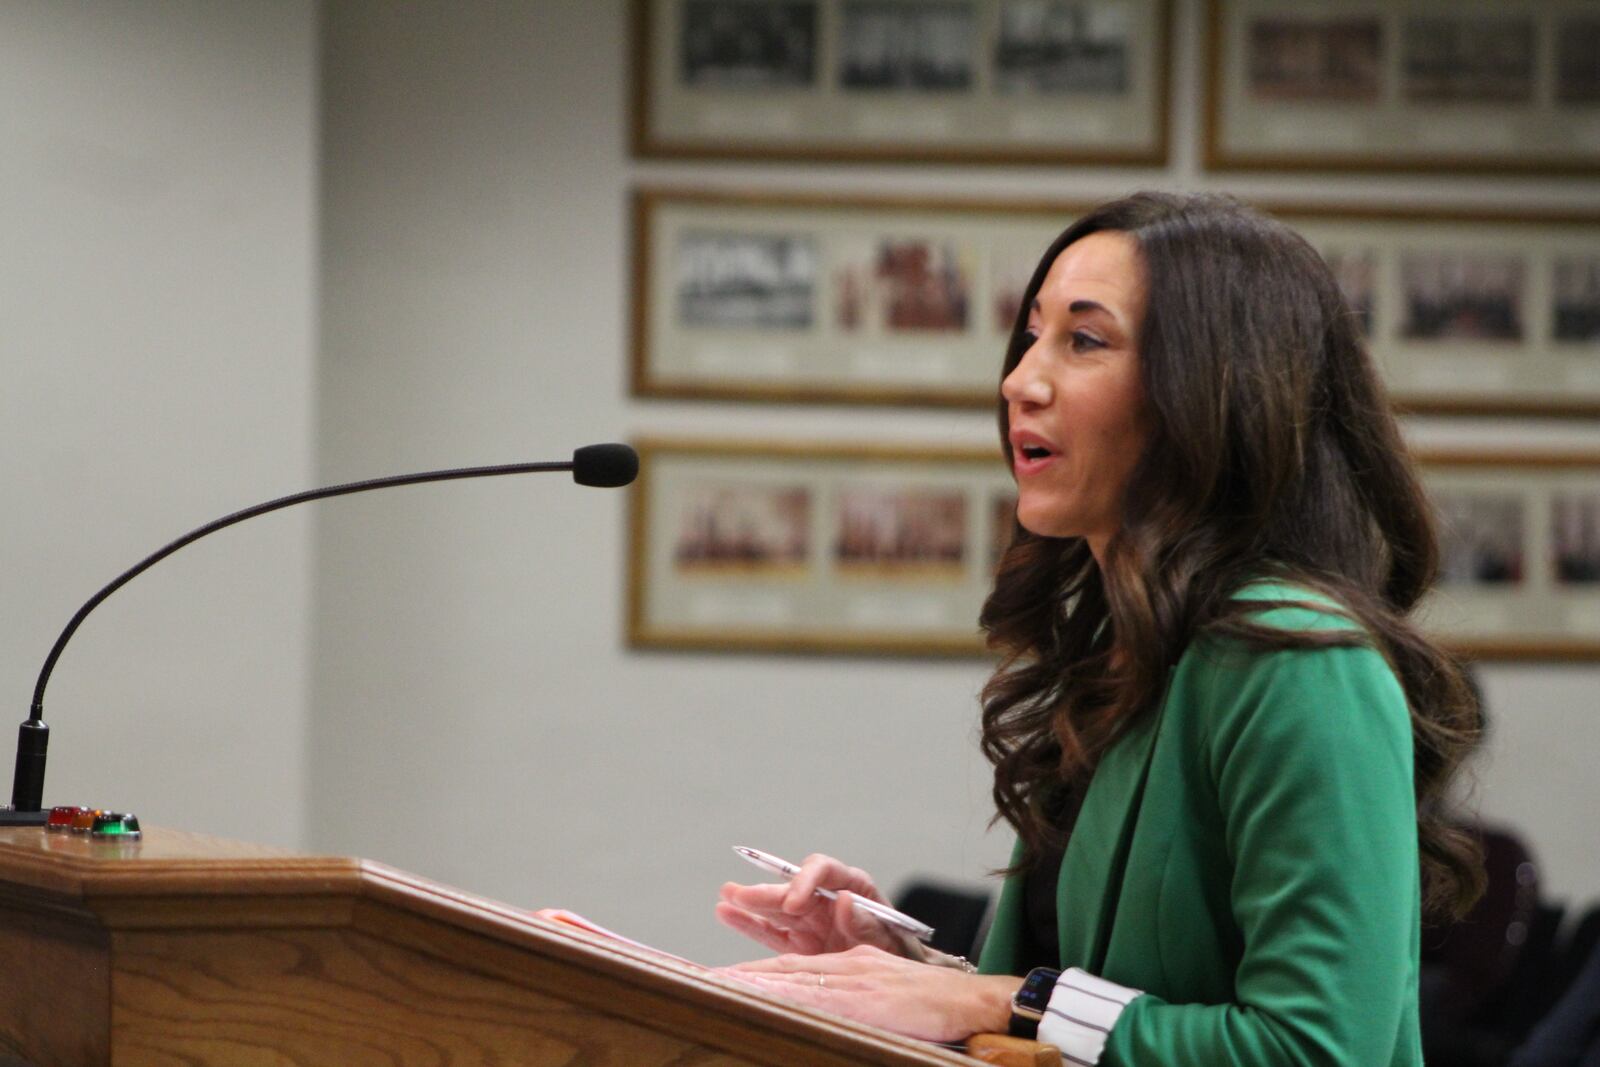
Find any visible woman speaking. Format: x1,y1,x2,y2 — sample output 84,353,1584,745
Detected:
715,192,1483,1066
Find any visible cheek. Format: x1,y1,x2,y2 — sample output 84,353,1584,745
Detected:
1083,382,1152,493
1107,406,1151,463
1106,371,1152,446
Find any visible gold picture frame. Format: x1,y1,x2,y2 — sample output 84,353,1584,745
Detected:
627,438,1013,656
631,189,1600,416
1416,449,1600,661
628,439,1600,660
1204,0,1600,174
630,188,1079,408
631,0,1172,165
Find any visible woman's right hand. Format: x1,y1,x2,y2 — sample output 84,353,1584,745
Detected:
715,853,911,957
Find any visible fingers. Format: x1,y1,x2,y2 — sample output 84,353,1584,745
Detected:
782,856,833,914
721,880,793,914
724,880,834,930
726,952,820,975
783,854,882,915
714,901,780,943
726,945,892,975
715,902,808,955
719,882,833,947
719,861,892,957
720,970,833,1006
834,891,870,937
720,950,1006,1043
830,891,917,955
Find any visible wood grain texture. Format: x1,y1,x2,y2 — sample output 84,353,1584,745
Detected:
0,903,110,1067
113,926,754,1067
0,827,1061,1067
0,828,360,901
346,900,962,1067
964,1035,1060,1067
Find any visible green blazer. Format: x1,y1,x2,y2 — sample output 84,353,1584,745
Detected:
979,587,1423,1066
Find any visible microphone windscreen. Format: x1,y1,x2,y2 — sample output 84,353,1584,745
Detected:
571,443,639,488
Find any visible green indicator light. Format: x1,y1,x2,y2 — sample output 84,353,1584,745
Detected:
90,812,142,840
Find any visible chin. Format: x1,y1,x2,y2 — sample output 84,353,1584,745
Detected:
1015,507,1078,541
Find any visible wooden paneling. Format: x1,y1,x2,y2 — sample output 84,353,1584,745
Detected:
0,903,109,1067
113,926,752,1067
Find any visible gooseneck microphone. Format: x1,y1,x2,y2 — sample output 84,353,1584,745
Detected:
1,442,639,826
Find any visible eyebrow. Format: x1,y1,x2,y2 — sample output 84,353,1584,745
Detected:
1028,297,1118,318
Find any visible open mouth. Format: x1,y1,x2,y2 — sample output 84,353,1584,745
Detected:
1019,444,1053,461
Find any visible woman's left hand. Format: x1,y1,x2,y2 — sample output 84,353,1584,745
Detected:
719,944,1022,1044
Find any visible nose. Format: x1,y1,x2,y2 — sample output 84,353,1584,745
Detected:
1001,344,1050,408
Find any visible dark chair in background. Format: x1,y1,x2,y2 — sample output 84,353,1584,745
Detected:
1420,825,1600,1067
1507,919,1600,1067
1543,902,1600,1018
1421,825,1548,1066
893,879,993,962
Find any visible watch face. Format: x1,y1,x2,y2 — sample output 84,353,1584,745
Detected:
1015,966,1061,1015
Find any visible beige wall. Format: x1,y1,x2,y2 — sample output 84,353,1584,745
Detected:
0,1,318,848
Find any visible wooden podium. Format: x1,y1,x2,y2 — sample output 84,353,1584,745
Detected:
0,828,1056,1066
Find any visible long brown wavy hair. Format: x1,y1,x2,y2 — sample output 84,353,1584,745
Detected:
979,192,1484,921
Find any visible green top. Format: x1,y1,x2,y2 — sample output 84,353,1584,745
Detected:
978,584,1422,1066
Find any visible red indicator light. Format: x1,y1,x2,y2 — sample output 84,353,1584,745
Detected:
47,806,85,831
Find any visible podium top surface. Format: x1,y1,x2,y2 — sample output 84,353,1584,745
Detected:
0,825,360,900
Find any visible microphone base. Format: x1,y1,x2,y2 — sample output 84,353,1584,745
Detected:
0,807,47,826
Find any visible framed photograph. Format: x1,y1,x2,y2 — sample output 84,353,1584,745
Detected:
1287,204,1600,416
628,438,1014,655
631,188,1077,406
629,440,1600,659
1205,0,1600,173
1416,449,1600,660
631,0,1171,164
632,189,1600,415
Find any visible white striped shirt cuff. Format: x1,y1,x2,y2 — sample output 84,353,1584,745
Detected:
1035,967,1142,1067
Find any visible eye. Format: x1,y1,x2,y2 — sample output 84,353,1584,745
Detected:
1070,329,1106,352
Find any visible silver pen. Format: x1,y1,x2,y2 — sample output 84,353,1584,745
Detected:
732,845,935,942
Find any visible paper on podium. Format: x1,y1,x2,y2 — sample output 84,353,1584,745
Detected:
531,908,704,969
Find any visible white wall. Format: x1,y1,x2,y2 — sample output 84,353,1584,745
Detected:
0,1,319,847
313,0,1600,966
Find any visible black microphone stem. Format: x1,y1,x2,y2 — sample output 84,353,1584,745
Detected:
28,460,569,720
8,448,634,821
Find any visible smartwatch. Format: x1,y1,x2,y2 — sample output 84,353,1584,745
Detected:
1009,966,1061,1039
